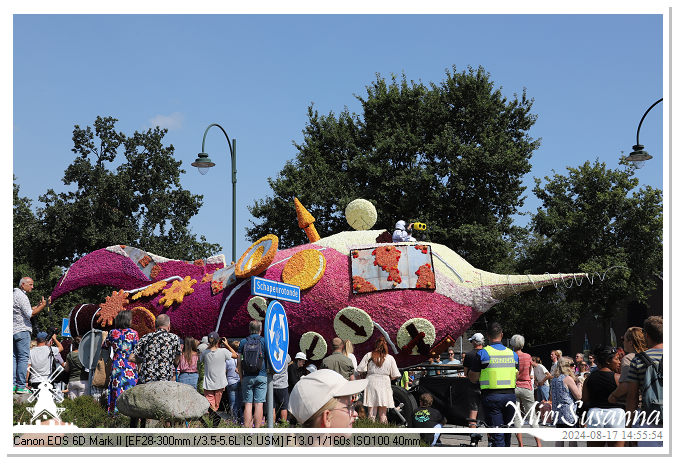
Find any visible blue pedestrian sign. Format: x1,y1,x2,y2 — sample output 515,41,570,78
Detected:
264,300,289,373
251,276,301,304
61,318,71,337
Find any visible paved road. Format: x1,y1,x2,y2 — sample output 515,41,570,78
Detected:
436,425,580,447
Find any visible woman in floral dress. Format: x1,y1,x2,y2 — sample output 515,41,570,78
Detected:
102,310,138,413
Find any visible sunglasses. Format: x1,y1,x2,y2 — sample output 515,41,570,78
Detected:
569,363,576,367
332,401,357,416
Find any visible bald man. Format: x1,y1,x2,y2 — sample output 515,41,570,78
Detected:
130,314,181,384
321,337,355,380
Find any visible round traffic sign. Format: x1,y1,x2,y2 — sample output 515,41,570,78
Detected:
264,300,289,374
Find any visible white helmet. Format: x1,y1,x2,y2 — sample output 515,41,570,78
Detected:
395,220,407,231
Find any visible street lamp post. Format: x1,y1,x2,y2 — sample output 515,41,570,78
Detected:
625,98,663,168
192,123,237,263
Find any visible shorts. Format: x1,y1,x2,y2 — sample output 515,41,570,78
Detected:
513,387,539,427
467,384,481,411
67,380,87,399
204,388,225,410
241,375,267,403
274,387,289,410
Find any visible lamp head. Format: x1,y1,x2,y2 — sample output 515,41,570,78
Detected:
625,144,652,169
191,152,215,175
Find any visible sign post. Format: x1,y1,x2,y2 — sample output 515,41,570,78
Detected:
251,276,301,304
264,299,290,428
78,329,103,396
61,318,71,337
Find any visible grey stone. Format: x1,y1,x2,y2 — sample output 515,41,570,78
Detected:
117,381,210,420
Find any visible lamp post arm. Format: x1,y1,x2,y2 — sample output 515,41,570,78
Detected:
200,123,237,263
635,98,663,146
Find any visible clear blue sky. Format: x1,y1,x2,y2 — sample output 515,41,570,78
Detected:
13,14,664,261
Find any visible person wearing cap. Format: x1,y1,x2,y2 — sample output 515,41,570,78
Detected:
26,331,64,390
392,220,417,242
13,277,50,394
289,369,367,428
288,352,308,393
463,332,484,427
321,338,355,380
200,331,238,425
468,322,519,447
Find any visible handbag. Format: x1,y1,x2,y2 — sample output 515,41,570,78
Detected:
92,358,112,388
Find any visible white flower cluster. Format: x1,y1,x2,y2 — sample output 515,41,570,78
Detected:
396,317,436,355
333,306,374,344
345,199,378,231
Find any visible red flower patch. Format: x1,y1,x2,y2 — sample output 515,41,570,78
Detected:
150,264,162,279
138,255,152,268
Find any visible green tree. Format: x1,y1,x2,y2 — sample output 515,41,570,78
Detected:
13,116,219,330
248,66,540,271
493,158,662,343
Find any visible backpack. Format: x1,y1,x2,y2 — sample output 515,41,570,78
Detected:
637,352,662,423
242,336,263,376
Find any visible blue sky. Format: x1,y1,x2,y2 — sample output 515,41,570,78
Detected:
12,13,664,262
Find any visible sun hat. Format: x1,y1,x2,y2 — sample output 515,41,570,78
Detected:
294,352,307,361
36,332,48,341
468,333,485,344
289,369,368,424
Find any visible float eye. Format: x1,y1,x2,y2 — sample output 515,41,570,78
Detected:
282,249,326,290
235,234,279,278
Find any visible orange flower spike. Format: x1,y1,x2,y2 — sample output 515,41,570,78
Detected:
294,197,321,243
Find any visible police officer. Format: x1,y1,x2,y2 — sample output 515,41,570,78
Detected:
468,322,519,447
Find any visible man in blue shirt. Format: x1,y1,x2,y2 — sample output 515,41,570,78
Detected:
238,320,268,428
468,322,519,447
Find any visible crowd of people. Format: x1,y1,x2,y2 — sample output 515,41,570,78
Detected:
13,276,663,444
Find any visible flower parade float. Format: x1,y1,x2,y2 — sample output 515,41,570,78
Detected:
52,198,588,365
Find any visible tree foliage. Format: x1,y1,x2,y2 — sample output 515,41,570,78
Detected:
248,66,540,271
13,116,219,332
492,159,663,343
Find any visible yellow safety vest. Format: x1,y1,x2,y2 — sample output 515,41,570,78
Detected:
479,345,517,390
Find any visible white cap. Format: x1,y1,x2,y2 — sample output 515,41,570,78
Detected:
289,369,368,424
468,333,485,344
295,352,307,361
395,220,407,231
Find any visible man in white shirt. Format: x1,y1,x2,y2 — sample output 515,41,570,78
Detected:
13,277,49,394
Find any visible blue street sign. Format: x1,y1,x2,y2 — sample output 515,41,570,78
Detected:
264,300,289,374
61,318,71,337
251,276,301,304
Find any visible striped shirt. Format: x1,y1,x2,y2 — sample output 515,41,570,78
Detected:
627,348,663,385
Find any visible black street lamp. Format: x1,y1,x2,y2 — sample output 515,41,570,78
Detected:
625,98,662,168
192,123,237,263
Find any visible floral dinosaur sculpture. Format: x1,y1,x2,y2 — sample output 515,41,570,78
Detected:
52,227,586,365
